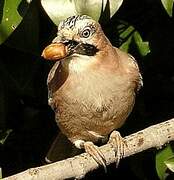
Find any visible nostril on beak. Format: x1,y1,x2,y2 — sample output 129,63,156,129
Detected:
52,36,61,43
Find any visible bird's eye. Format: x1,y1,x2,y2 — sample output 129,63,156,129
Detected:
81,28,91,38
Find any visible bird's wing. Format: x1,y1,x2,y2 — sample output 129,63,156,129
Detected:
114,47,143,92
45,131,82,163
47,61,61,106
128,53,143,92
47,61,61,87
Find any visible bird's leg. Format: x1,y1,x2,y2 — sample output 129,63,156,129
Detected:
84,142,107,172
74,140,107,172
107,131,127,167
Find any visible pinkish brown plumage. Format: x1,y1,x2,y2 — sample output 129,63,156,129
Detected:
43,15,142,169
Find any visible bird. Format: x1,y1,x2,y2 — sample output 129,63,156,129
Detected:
42,15,142,171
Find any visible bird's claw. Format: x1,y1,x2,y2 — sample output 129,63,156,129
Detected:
108,131,126,167
84,141,107,172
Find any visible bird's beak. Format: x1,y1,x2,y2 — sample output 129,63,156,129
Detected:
41,37,80,61
42,36,98,61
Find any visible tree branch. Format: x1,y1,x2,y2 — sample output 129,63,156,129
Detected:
3,118,174,180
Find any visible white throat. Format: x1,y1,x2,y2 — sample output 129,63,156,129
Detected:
62,54,93,73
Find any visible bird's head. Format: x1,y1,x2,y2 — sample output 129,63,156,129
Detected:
42,15,116,73
53,15,106,57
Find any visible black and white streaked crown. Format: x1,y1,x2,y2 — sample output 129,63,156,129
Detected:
58,15,92,30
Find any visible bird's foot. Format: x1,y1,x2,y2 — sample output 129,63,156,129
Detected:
84,141,107,172
108,131,127,167
74,140,107,172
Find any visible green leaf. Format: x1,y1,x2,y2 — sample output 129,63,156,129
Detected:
74,0,123,21
133,31,150,57
5,0,39,54
118,22,150,56
119,24,135,52
102,0,123,18
0,167,2,179
156,144,174,180
41,0,77,25
74,0,103,21
165,156,174,172
41,0,123,25
161,0,174,17
0,129,12,145
0,0,30,44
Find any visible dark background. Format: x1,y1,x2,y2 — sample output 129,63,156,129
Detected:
0,0,174,179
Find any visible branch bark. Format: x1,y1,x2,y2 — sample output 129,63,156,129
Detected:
3,118,174,180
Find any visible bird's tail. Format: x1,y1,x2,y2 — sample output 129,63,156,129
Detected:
45,131,82,163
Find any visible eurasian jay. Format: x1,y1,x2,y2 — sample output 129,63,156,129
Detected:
42,15,142,171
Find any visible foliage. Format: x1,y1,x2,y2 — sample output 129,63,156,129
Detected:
165,156,174,172
117,22,150,56
161,0,174,17
0,129,12,145
0,0,30,44
0,167,2,179
41,0,123,25
156,145,174,179
0,0,174,179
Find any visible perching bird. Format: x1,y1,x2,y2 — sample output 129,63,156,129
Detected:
42,15,142,170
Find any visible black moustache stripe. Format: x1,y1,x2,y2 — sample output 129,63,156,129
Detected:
73,43,98,56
